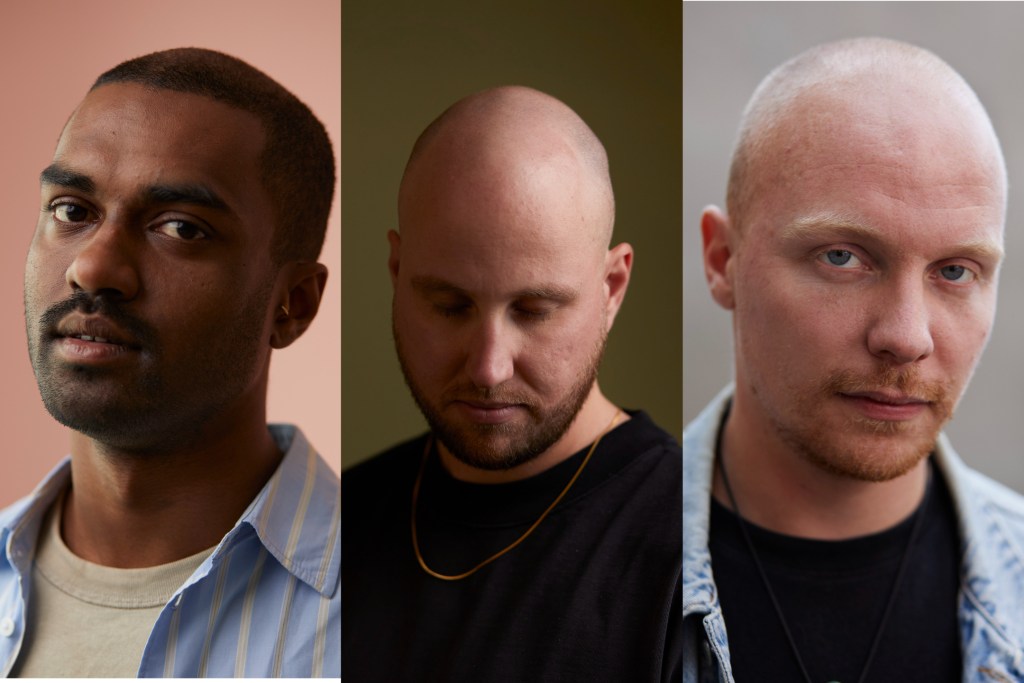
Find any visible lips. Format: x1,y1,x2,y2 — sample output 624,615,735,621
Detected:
54,314,141,349
458,400,522,410
451,399,527,425
839,390,930,421
841,390,928,406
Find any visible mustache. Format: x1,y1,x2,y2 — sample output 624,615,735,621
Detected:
444,385,534,404
38,291,157,348
825,366,950,405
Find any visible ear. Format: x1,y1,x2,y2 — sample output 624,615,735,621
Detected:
701,205,737,310
603,242,633,332
270,262,329,349
387,230,401,287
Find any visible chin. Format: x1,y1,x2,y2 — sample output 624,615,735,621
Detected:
793,431,936,483
436,422,556,471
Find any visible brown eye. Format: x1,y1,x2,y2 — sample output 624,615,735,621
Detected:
155,220,206,241
53,203,89,223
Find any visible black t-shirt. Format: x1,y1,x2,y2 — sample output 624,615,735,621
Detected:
710,458,961,682
342,411,682,683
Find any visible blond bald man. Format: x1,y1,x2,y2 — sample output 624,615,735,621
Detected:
343,87,681,682
684,38,1024,682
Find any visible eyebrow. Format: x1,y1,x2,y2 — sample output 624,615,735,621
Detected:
410,275,578,303
40,164,94,194
780,214,1005,264
145,183,230,212
40,163,231,213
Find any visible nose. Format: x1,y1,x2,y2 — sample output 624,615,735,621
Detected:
64,221,140,301
866,276,934,365
464,316,515,389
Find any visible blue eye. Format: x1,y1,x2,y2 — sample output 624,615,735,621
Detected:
938,264,975,283
819,249,861,268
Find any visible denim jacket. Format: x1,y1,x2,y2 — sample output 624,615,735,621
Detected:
683,386,1024,683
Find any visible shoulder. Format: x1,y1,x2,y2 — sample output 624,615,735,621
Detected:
341,433,429,520
955,461,1024,559
615,409,681,465
936,435,1024,537
936,436,1024,650
0,493,34,533
595,410,681,537
342,433,429,486
0,458,71,544
961,468,1024,521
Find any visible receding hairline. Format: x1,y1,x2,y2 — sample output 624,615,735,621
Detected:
726,37,1007,234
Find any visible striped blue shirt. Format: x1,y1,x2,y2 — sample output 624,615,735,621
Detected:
0,424,340,677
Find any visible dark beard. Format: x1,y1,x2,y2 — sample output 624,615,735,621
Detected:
393,313,606,471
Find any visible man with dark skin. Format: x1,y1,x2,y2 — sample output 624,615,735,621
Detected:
0,48,339,677
343,86,681,682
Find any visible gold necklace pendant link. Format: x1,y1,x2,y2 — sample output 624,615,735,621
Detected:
411,409,623,581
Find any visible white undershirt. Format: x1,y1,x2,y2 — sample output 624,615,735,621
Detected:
10,490,215,677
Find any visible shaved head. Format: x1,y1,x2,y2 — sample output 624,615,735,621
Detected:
702,36,1008,492
399,85,615,251
726,37,1007,235
389,86,633,478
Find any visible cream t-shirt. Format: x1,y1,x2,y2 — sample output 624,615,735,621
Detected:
10,492,215,677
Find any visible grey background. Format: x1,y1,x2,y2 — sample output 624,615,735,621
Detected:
684,2,1024,494
344,0,682,468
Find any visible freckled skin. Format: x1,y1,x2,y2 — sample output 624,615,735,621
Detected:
736,89,1001,479
703,67,1006,537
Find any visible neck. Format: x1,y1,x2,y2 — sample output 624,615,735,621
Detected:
439,384,626,484
63,396,282,568
713,392,929,540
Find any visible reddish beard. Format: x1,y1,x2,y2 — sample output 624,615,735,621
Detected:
772,365,954,482
825,366,952,432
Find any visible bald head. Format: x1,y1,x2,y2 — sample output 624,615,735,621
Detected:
726,37,1007,234
398,86,615,251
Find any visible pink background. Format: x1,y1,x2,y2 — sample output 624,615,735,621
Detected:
0,0,341,506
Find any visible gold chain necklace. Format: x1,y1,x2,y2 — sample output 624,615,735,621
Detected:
411,409,623,581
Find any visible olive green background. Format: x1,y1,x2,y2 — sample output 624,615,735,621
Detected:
342,0,682,468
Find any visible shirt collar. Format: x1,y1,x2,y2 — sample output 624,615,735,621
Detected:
238,424,340,597
685,386,1024,663
1,457,72,575
934,432,1024,657
682,384,732,619
0,425,340,598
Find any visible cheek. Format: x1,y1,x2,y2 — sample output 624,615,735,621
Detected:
393,298,461,382
24,242,72,311
931,298,995,385
520,314,603,391
734,260,864,384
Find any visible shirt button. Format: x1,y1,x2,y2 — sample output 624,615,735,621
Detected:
0,617,14,637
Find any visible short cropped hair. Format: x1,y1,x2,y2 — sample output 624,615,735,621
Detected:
93,47,335,263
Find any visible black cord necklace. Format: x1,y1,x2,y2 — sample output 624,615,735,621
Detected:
716,445,931,683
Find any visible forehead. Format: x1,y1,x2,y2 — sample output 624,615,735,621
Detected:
399,154,605,292
53,83,268,211
746,87,1006,252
